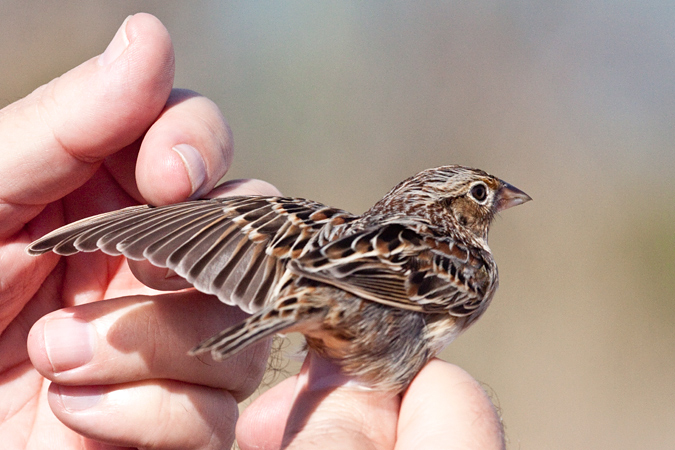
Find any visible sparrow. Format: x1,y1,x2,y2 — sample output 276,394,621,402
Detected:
27,165,530,392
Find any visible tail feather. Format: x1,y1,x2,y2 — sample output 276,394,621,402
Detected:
189,307,297,361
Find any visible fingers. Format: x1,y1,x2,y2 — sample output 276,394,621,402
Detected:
208,178,284,197
281,355,399,450
0,13,174,210
27,290,271,449
48,381,239,450
397,360,505,450
132,89,234,205
237,353,399,450
236,376,297,449
5,12,236,326
27,290,270,400
237,357,505,450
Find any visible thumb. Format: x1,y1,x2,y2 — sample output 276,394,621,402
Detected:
0,13,174,214
237,352,399,450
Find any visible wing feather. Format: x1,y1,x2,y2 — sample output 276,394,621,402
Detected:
27,197,355,313
290,222,496,315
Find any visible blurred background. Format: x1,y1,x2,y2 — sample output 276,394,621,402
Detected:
2,1,674,448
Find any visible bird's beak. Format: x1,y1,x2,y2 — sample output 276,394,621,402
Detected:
495,181,532,212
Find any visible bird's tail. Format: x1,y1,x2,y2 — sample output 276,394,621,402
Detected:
189,305,297,361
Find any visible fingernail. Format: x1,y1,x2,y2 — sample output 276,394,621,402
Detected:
44,317,95,372
98,15,131,66
57,385,103,412
172,144,208,198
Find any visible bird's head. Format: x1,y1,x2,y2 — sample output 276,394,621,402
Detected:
366,165,531,243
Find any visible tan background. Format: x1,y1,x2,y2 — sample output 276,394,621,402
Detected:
2,2,674,449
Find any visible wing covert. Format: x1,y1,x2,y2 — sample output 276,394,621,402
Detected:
290,222,497,316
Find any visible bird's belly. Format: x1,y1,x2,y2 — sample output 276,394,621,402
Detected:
286,288,443,391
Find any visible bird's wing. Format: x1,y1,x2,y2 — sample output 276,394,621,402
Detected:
290,222,496,316
27,196,356,313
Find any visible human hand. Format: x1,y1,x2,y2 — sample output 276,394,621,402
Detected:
3,13,504,450
2,13,279,449
237,355,505,450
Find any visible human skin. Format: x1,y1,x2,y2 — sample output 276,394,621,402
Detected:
1,13,504,450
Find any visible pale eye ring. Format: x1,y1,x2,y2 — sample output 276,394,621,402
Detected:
469,183,488,203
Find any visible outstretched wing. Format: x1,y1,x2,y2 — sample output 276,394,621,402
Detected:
27,196,356,313
290,222,498,316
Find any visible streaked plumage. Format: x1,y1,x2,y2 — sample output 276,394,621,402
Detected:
27,165,530,391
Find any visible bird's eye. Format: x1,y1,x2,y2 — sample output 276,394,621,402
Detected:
470,183,488,203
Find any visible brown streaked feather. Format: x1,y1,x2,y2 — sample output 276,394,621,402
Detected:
27,196,356,313
288,222,496,315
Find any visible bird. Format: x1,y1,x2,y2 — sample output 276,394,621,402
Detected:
27,165,530,392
